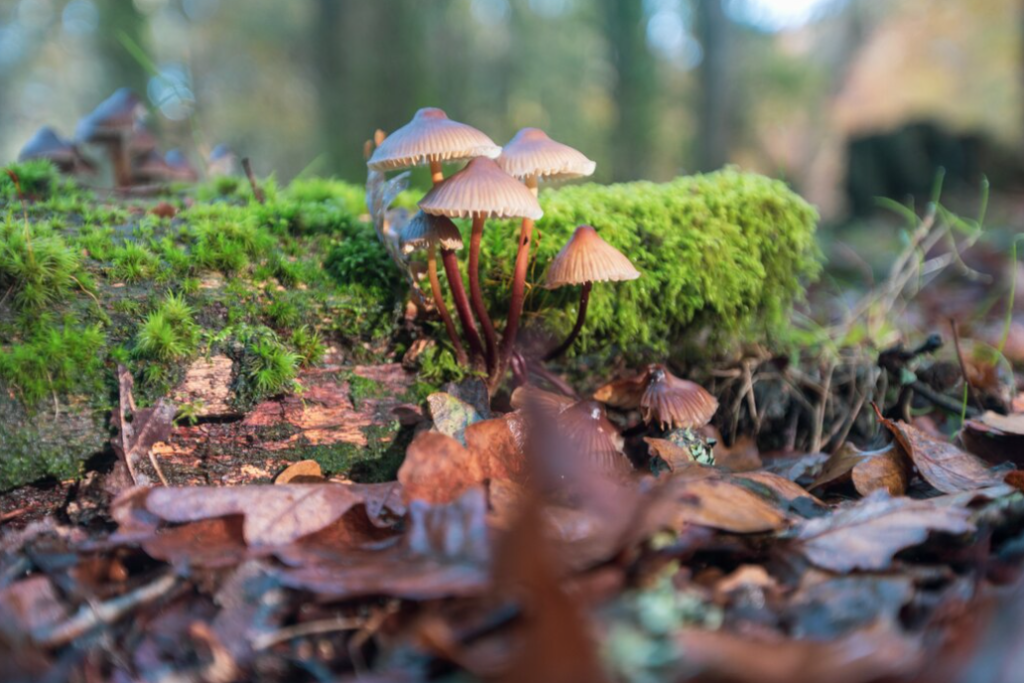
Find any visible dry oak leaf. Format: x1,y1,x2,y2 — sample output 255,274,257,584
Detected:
851,447,911,497
794,491,974,572
145,484,365,547
642,474,790,534
398,415,528,504
878,410,1004,493
734,471,826,514
274,459,325,484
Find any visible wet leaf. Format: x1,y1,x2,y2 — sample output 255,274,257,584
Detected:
795,492,974,572
398,431,487,504
877,410,1004,493
851,448,911,496
810,442,874,490
734,471,826,516
144,484,365,546
642,475,790,534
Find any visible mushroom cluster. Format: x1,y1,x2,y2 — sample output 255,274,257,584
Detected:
18,88,230,188
367,109,641,391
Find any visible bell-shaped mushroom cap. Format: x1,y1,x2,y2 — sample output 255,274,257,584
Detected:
556,400,632,477
419,157,543,220
76,88,144,142
367,108,501,171
510,385,575,414
401,211,464,253
640,364,718,430
18,127,81,170
544,225,640,289
497,128,596,181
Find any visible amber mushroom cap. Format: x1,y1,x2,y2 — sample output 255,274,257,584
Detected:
510,385,576,414
401,211,464,253
497,127,596,181
367,107,501,171
418,157,543,220
544,225,640,289
640,364,719,430
557,400,632,476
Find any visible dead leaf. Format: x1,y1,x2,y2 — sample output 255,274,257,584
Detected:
144,484,364,546
110,365,176,488
734,471,826,516
464,413,528,482
141,516,249,568
851,448,911,496
794,492,974,572
961,411,1024,467
714,435,762,472
877,408,1004,493
641,475,790,534
810,442,874,490
398,431,486,504
274,460,324,484
678,622,921,683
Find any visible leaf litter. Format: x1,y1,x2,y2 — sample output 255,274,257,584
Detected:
2,385,1024,683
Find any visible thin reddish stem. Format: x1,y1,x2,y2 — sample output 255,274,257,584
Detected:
469,215,498,373
441,248,486,366
428,245,468,365
544,281,592,361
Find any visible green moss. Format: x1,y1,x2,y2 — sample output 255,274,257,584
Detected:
0,321,105,406
110,241,159,282
1,160,62,199
297,421,407,482
290,325,326,366
480,169,821,360
135,293,199,362
231,325,300,406
0,219,86,312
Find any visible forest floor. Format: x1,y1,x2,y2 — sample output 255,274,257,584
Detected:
3,176,1024,682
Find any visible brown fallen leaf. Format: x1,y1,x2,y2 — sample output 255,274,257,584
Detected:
110,364,176,488
141,516,249,568
144,484,365,546
876,406,1004,493
464,413,528,482
794,492,974,572
961,411,1024,467
809,442,875,491
851,447,911,496
678,621,921,683
274,459,325,484
734,471,826,515
641,474,790,534
398,430,487,504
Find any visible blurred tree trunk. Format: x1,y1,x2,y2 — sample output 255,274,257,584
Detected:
94,0,150,96
312,0,430,180
601,0,656,181
696,0,731,171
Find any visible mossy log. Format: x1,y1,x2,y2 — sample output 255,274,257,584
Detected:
0,161,820,490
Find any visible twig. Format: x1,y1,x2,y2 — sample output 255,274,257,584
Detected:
810,363,835,454
253,615,366,650
910,379,980,418
242,157,266,205
34,572,179,648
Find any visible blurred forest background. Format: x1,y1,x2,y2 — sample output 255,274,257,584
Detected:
0,0,1022,221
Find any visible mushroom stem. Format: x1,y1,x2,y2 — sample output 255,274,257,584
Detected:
429,159,444,186
441,248,486,366
469,215,498,373
110,136,131,188
427,245,468,365
499,173,538,367
544,281,592,361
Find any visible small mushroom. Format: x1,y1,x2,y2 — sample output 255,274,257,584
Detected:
594,364,718,431
555,400,633,479
367,109,502,367
75,88,145,188
496,128,595,366
419,157,543,375
128,123,158,157
640,364,719,430
543,225,639,360
18,126,93,174
401,211,478,365
368,107,501,183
